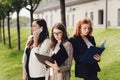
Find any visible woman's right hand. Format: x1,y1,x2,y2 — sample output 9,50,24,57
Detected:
93,54,101,61
45,60,60,71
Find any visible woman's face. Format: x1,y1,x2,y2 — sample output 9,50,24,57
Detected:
32,21,40,33
81,24,91,36
53,28,63,42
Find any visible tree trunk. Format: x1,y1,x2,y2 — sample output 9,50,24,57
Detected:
2,19,6,44
30,10,33,28
60,0,66,27
26,0,41,34
17,11,21,51
7,12,12,48
30,10,33,34
0,20,2,43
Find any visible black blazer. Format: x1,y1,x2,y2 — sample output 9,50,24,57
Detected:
70,35,100,78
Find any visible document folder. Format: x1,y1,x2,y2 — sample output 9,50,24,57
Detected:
35,44,68,67
79,40,106,63
35,53,54,67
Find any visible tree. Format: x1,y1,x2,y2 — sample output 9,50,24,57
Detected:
0,20,2,43
2,0,14,48
2,16,6,44
0,4,6,44
11,0,27,51
59,0,66,27
6,9,12,48
0,5,3,43
25,0,41,28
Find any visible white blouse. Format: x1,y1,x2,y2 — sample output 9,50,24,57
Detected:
50,43,60,76
86,41,94,48
22,35,51,78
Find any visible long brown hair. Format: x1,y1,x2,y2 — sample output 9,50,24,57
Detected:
73,18,93,37
51,23,68,49
27,18,49,48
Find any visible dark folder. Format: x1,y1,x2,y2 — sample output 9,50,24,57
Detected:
35,44,68,67
79,40,106,63
35,53,54,67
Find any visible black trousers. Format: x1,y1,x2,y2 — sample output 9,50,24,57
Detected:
83,72,99,80
28,77,45,80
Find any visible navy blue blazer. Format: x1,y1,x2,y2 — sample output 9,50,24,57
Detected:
70,35,100,78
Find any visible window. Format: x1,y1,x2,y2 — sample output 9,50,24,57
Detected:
98,10,104,24
90,12,94,25
72,14,74,27
85,12,88,17
67,15,69,27
90,12,94,21
50,15,53,27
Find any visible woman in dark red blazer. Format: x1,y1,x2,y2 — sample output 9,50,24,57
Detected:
70,18,101,80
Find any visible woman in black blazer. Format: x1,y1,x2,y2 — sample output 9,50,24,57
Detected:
70,18,101,80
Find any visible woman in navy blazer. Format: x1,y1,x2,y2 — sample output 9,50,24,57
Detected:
70,18,101,80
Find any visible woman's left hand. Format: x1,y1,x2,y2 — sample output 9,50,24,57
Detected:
45,60,60,71
93,54,101,61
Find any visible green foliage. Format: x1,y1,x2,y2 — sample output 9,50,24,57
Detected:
0,27,120,80
25,0,42,27
0,4,6,19
25,0,41,12
25,0,41,6
1,0,15,14
11,0,27,12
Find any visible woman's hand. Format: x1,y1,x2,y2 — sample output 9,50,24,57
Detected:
45,60,60,71
93,54,101,61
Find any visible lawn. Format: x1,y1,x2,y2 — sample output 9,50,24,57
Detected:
0,27,120,80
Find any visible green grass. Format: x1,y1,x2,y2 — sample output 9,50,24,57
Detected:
0,27,30,80
0,27,120,80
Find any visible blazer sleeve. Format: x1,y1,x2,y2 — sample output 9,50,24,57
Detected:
30,38,51,56
59,41,73,72
69,37,80,63
38,38,51,56
22,46,27,64
22,35,33,64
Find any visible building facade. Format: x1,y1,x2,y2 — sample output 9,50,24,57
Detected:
34,0,120,27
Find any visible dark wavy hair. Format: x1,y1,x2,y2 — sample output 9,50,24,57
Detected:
34,18,49,45
51,23,68,49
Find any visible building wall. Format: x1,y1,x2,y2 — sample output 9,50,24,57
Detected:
34,0,120,27
108,0,120,27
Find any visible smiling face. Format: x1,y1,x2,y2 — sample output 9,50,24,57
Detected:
53,28,63,42
81,24,91,36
